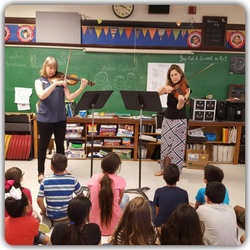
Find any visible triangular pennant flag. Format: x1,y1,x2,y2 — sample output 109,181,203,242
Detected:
135,29,141,39
173,29,181,40
148,28,157,40
119,28,124,37
88,27,94,35
82,26,87,35
95,27,102,38
125,28,133,39
166,29,172,37
142,28,147,37
182,29,187,37
110,28,117,39
158,29,165,40
103,27,109,36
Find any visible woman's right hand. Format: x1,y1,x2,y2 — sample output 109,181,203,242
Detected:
163,85,174,94
54,79,67,87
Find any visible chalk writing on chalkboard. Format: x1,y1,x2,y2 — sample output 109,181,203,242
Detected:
203,16,227,47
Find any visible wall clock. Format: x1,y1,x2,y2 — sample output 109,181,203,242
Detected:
112,5,134,19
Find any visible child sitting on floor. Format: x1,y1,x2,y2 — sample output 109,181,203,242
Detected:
5,186,50,245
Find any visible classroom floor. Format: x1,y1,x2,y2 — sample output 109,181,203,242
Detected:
4,158,246,245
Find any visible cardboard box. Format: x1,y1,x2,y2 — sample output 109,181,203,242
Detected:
186,149,208,170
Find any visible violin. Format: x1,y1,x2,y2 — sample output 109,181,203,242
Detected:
171,79,189,102
50,71,95,86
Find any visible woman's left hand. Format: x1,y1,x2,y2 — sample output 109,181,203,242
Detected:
80,78,88,90
178,94,186,104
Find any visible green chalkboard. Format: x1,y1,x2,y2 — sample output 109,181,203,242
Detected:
5,47,245,115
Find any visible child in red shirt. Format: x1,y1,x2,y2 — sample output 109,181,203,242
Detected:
5,186,50,245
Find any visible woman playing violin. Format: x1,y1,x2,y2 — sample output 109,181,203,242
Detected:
154,64,191,176
35,56,89,183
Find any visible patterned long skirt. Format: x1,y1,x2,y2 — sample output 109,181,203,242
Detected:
160,118,187,172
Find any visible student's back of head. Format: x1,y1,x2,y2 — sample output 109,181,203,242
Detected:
51,153,67,173
68,196,91,225
110,196,156,245
99,152,121,227
163,163,180,185
5,189,28,218
160,203,204,245
204,164,224,183
5,167,24,192
205,181,226,204
51,196,101,245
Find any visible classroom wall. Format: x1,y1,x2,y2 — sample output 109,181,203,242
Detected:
5,4,245,24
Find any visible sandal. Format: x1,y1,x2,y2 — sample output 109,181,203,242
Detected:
38,174,44,184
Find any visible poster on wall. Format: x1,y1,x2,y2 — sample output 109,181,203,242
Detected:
17,25,34,42
5,26,11,41
187,31,202,48
228,31,245,49
147,63,185,107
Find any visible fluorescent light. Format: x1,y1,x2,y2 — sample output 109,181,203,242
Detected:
84,47,194,55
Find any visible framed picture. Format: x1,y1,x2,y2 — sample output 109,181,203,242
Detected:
187,31,202,48
228,84,245,100
229,31,245,49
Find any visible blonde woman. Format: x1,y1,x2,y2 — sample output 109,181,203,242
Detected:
35,56,88,183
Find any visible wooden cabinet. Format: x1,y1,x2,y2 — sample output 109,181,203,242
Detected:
187,120,244,164
32,116,244,164
33,116,157,161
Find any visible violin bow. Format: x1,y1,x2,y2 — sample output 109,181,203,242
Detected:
64,49,72,81
187,63,214,81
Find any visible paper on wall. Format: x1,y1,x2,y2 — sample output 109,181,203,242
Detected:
14,87,33,111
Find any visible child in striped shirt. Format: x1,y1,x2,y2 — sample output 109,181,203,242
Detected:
37,153,84,227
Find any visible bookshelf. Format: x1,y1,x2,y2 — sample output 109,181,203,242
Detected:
33,116,157,161
32,117,244,164
187,120,244,164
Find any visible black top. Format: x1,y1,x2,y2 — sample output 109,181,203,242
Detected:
153,186,189,227
165,91,189,119
51,223,101,245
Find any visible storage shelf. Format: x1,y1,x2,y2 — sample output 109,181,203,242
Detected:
33,116,156,161
187,119,244,164
33,116,244,164
87,135,134,138
86,145,134,149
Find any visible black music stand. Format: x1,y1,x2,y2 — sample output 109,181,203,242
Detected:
75,91,113,177
120,90,163,199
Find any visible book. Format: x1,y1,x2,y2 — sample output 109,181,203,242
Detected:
117,124,134,136
217,145,224,162
212,145,218,162
222,128,229,143
139,134,157,142
222,146,228,162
